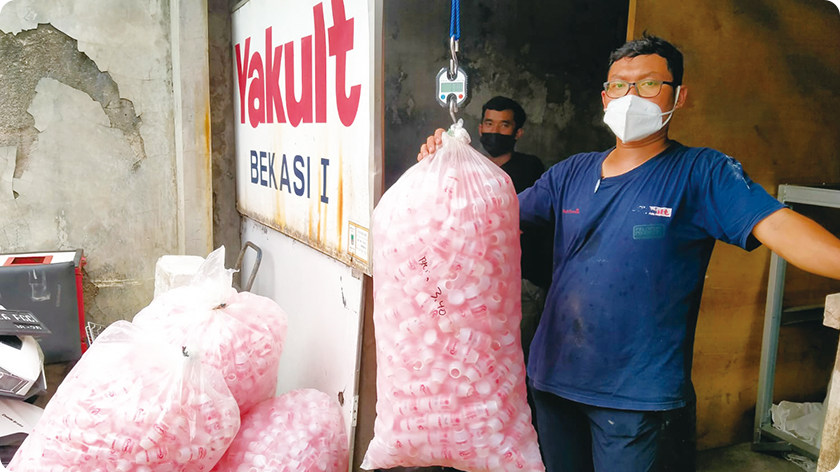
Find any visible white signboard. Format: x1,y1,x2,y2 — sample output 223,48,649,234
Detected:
233,0,377,273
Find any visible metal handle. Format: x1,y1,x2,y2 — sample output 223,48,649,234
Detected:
234,241,262,292
448,36,459,80
448,94,458,124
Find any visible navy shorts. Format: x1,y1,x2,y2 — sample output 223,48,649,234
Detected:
531,387,696,472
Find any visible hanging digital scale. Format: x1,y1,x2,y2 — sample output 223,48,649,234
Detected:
435,66,469,109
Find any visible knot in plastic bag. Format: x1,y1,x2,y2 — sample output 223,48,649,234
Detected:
184,246,237,310
441,119,470,146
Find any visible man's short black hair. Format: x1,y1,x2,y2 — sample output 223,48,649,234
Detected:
481,96,527,131
608,33,684,85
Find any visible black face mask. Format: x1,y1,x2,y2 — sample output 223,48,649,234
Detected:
479,133,517,157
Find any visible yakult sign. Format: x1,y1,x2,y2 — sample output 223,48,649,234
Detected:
235,0,360,128
233,0,375,271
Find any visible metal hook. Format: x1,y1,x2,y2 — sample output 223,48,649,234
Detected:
448,36,459,80
448,94,458,124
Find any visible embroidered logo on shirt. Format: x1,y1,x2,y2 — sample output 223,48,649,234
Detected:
633,224,666,240
562,208,580,214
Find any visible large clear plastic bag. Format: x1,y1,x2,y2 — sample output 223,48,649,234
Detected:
211,389,349,472
8,321,240,472
362,122,544,471
133,246,288,414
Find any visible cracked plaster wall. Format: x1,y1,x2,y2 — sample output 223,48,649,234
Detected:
0,0,178,325
384,0,630,187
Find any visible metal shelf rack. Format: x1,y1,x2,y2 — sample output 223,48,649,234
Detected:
753,184,840,460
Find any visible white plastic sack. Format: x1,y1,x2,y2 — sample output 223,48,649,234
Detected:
134,246,288,414
211,389,348,472
8,321,239,472
772,400,825,447
362,122,544,471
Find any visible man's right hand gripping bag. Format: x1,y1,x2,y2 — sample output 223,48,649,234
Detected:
362,122,545,472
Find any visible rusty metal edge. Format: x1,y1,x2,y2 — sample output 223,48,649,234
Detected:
237,206,372,276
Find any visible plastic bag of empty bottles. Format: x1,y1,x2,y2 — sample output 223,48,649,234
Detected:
361,121,544,471
211,389,349,472
8,321,239,472
134,246,288,415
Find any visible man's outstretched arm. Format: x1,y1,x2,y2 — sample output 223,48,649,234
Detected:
753,208,840,280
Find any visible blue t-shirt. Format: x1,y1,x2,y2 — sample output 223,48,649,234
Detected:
519,143,785,410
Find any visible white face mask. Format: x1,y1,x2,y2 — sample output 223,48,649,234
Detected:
603,86,681,143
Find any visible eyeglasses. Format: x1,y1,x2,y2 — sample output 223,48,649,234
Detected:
603,80,677,98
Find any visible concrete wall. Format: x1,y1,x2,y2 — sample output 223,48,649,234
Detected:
383,0,629,187
0,0,212,327
631,0,840,450
209,0,241,270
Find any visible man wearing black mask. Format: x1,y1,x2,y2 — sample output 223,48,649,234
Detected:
477,96,552,370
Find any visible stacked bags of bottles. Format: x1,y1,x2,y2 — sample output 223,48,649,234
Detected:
9,247,297,471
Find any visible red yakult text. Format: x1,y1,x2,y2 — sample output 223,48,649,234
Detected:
235,0,361,128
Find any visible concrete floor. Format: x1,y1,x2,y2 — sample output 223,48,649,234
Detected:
698,443,811,472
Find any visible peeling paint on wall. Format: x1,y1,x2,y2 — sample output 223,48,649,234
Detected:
0,1,179,326
0,24,146,183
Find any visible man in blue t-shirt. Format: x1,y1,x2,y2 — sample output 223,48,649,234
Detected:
420,35,840,472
